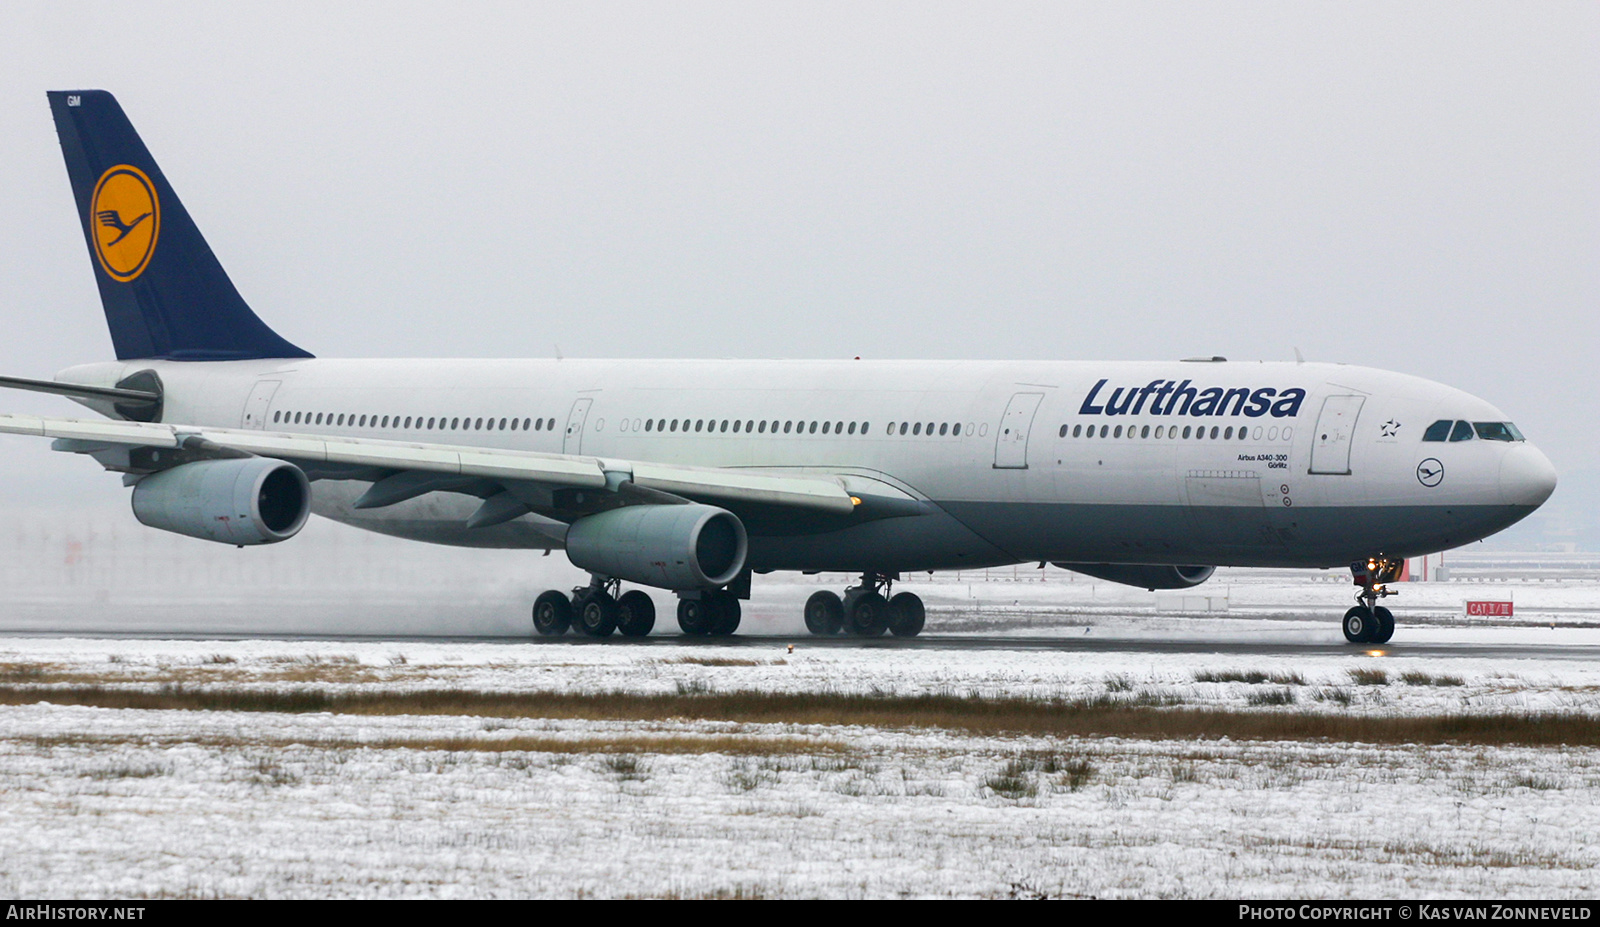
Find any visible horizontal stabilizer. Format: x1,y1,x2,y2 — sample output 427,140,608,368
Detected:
0,374,158,405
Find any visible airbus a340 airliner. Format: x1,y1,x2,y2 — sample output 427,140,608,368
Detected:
0,91,1558,644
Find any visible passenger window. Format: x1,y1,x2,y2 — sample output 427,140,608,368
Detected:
1422,420,1452,442
912,423,922,435
809,421,818,434
1224,426,1232,440
1099,425,1108,438
1154,426,1163,439
757,421,766,434
1141,425,1150,438
784,421,793,434
822,421,831,435
1449,420,1474,442
951,423,959,436
1182,426,1191,439
937,423,946,436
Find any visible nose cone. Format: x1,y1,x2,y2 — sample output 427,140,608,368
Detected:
1500,444,1558,507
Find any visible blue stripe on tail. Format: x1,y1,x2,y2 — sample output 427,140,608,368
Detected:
49,90,312,361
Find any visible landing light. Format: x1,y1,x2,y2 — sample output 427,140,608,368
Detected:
850,496,861,506
1365,650,1387,658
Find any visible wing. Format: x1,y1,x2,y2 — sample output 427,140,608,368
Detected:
0,413,864,527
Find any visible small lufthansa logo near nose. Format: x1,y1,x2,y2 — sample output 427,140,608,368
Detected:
1416,458,1444,488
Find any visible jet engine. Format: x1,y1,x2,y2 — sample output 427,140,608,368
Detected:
131,457,311,545
565,504,747,590
1053,562,1216,591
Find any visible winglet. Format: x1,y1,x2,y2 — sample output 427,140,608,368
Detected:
48,90,312,361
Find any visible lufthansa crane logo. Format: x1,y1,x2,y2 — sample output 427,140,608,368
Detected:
1416,458,1444,488
90,165,160,282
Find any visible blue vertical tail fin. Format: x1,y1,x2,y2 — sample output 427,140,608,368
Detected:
48,90,312,361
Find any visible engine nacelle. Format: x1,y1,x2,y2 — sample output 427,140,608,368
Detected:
132,458,311,545
565,504,747,590
1053,562,1216,591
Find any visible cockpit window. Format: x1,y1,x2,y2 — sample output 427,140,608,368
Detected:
1422,420,1452,442
1473,422,1524,442
1448,420,1475,442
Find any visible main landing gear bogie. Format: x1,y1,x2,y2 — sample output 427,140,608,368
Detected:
1343,557,1402,645
533,571,928,641
806,574,925,638
676,591,741,637
531,580,657,639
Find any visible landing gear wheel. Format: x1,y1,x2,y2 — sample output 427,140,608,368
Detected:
1342,606,1374,644
532,591,573,636
708,593,742,636
576,591,618,638
677,597,714,636
847,591,889,637
804,591,844,636
1370,606,1395,644
887,592,926,637
616,590,656,638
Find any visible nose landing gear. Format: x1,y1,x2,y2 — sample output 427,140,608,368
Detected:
1344,557,1401,644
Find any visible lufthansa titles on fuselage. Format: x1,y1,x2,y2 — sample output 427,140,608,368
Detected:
1078,378,1307,418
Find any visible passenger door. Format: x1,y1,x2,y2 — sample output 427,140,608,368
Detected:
563,397,593,455
1309,395,1364,475
993,392,1044,469
241,380,280,430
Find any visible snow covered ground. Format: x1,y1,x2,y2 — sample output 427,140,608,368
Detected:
1,627,1598,899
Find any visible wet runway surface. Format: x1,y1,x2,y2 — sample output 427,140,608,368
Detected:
5,628,1598,662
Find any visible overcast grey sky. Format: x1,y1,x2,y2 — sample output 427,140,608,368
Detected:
0,2,1595,532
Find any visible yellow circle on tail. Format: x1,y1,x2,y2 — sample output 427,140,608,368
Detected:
90,165,160,282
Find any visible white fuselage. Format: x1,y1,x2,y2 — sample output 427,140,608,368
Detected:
59,356,1556,573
